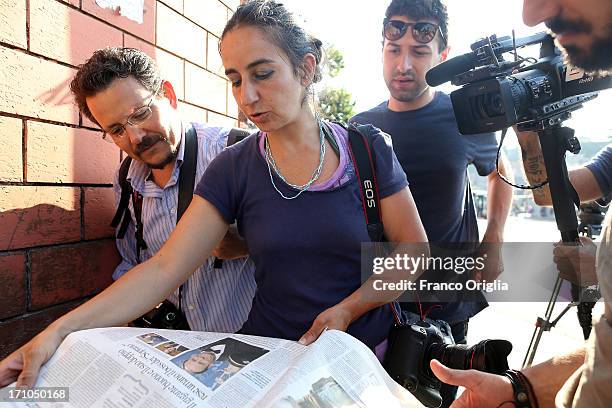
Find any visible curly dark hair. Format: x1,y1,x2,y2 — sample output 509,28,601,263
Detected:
222,0,324,85
70,47,162,125
385,0,449,50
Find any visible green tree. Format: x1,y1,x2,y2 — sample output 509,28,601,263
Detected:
325,46,345,78
318,46,356,123
318,88,356,123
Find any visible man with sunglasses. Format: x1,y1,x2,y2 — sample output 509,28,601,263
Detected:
431,1,612,407
69,47,256,333
351,1,512,405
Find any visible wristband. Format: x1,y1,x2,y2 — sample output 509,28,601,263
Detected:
503,369,538,408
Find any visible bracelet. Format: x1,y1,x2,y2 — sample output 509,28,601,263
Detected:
503,369,539,408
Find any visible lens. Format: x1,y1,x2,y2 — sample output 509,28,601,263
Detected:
413,23,437,44
384,20,407,41
428,339,512,375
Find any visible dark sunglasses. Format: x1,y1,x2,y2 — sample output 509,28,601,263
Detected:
383,19,445,45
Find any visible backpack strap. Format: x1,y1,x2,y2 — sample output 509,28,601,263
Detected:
227,127,251,147
177,125,198,221
346,123,385,242
111,156,134,240
132,190,147,263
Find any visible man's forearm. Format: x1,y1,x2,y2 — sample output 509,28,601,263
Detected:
517,130,553,205
484,154,513,240
522,346,586,407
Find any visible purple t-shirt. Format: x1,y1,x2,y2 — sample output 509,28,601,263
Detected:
195,122,408,348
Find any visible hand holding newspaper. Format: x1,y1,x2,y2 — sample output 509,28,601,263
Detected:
1,328,422,407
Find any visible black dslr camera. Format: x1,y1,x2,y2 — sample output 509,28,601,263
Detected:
130,300,190,330
384,312,512,408
426,32,611,135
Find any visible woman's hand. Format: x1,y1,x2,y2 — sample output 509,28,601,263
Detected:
0,326,66,388
298,303,354,345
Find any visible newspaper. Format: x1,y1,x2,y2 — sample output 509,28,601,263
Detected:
3,328,423,407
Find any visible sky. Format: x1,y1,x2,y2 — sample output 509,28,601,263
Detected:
280,0,611,143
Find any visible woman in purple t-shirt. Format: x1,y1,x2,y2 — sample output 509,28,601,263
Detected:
0,1,428,387
196,0,427,348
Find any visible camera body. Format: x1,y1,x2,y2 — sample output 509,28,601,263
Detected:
426,33,611,135
130,300,190,330
383,313,454,408
384,311,512,408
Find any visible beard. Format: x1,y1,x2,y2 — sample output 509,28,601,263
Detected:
548,15,612,71
148,148,178,170
563,35,612,71
388,78,429,103
135,132,178,170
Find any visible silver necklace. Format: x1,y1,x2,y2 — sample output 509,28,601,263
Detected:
264,121,326,200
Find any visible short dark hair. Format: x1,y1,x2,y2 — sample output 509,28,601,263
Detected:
222,0,324,85
385,0,449,50
70,47,162,125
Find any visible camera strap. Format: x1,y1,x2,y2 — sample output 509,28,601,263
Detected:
346,123,385,242
345,123,403,325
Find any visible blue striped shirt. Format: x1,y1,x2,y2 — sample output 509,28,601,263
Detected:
112,123,257,332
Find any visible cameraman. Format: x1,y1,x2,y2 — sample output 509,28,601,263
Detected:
431,0,612,406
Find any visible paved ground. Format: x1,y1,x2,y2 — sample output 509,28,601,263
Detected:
470,216,604,368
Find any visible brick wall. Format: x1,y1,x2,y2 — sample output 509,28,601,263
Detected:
0,0,241,359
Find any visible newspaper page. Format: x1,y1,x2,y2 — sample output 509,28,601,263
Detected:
1,328,421,408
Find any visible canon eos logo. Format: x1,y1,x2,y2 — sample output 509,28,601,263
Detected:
363,180,376,208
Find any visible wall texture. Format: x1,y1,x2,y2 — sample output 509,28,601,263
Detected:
0,0,241,359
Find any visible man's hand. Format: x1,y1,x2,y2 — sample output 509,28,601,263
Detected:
298,304,354,345
0,327,65,388
553,237,598,286
430,360,514,408
211,226,249,260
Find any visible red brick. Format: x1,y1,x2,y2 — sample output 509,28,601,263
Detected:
27,121,118,184
0,116,23,182
30,240,118,310
185,62,228,114
84,187,116,240
0,300,85,360
0,186,81,251
124,35,185,101
184,0,228,38
156,2,206,66
207,33,224,76
0,0,27,48
0,253,26,319
0,48,79,124
30,0,123,67
207,111,237,128
160,0,183,14
81,0,156,44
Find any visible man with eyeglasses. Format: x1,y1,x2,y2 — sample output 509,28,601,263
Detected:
69,47,256,333
351,1,512,406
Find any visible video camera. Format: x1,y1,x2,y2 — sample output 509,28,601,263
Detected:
384,311,512,408
426,32,611,135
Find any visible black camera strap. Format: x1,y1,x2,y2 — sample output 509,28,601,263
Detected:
346,123,384,242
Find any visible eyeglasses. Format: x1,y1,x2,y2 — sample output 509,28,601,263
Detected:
101,91,157,143
383,19,446,46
